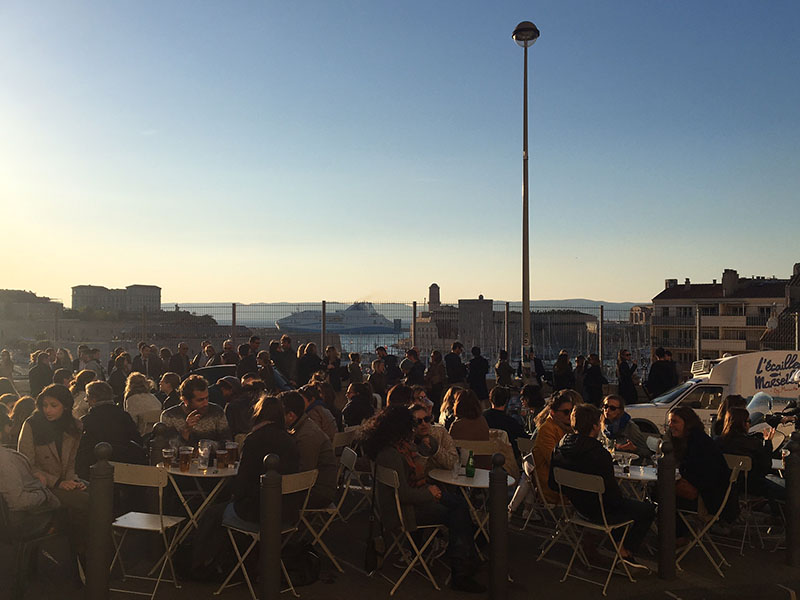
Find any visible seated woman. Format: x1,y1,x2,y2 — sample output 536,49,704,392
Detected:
668,406,738,537
448,389,490,469
342,382,375,428
158,372,182,410
712,394,747,437
716,407,785,513
124,372,163,436
17,384,88,554
227,394,299,526
361,405,484,593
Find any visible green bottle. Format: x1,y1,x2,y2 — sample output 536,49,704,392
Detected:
465,450,476,478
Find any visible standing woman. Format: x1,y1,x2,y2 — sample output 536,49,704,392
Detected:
552,350,574,391
424,350,447,418
616,349,638,406
0,349,14,380
17,384,88,553
55,348,74,373
323,345,342,393
298,343,322,386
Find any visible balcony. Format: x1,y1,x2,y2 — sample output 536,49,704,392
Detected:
652,316,694,327
700,339,746,352
701,315,746,328
746,316,769,327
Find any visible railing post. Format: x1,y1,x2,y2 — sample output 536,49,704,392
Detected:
86,442,115,600
489,453,508,600
411,301,417,349
231,303,237,346
504,302,510,354
695,305,701,361
598,305,604,367
657,438,676,579
786,432,800,567
321,300,327,351
795,312,799,352
260,454,283,600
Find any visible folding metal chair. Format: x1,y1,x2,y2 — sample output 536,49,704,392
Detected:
299,449,358,572
109,462,186,600
339,444,372,522
516,436,534,458
676,457,742,577
375,465,445,596
722,454,763,555
552,467,636,597
214,469,318,600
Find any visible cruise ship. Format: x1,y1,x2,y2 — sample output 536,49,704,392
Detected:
275,302,398,334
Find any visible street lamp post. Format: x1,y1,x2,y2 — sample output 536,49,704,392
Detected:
512,20,540,377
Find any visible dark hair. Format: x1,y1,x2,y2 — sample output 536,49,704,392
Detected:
603,393,625,409
489,386,510,408
281,391,306,418
252,394,285,428
311,381,337,412
430,350,442,364
249,336,260,344
32,384,80,442
238,344,250,357
498,350,508,361
471,346,481,357
269,340,281,354
717,394,747,423
160,372,181,392
654,347,666,359
37,352,50,365
299,384,324,406
406,348,418,360
70,369,96,396
534,389,576,428
521,384,545,412
572,404,601,436
451,341,463,351
179,374,208,402
114,352,131,370
349,382,373,405
387,384,414,407
668,405,704,436
52,368,72,386
454,389,482,420
37,384,75,413
722,407,750,437
359,405,414,460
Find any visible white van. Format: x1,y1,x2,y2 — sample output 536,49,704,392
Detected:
625,351,800,434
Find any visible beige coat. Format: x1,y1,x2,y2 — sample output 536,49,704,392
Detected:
17,418,82,488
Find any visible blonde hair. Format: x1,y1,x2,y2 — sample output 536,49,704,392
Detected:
125,372,151,399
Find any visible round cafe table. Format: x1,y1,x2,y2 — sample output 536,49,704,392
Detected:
428,468,515,554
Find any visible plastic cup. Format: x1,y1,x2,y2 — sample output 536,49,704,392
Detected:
162,447,176,468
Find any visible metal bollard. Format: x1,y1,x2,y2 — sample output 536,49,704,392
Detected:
260,454,283,600
657,437,676,579
786,432,800,567
86,442,115,600
489,452,508,600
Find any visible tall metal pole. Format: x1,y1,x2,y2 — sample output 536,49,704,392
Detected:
695,305,702,361
231,302,237,346
504,302,510,354
411,301,417,349
521,41,531,378
321,300,327,352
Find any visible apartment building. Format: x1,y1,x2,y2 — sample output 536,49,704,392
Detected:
651,264,800,377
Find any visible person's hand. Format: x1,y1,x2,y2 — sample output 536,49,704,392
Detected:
34,472,47,486
59,480,81,491
186,410,202,429
782,415,797,424
616,441,636,452
764,427,776,441
428,485,442,501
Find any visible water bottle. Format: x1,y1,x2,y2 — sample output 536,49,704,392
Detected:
465,450,476,478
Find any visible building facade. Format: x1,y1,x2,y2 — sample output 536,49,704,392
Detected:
72,285,161,313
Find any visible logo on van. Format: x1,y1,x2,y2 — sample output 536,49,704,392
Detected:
754,353,800,391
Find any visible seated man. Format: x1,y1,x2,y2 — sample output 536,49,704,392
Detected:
282,391,337,508
0,444,60,537
410,401,458,473
161,375,231,446
76,381,146,479
601,394,653,461
550,404,655,566
297,385,337,441
483,386,528,463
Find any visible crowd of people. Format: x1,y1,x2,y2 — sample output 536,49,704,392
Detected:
0,338,790,594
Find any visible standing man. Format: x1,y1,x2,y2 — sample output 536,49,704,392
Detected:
467,346,489,401
132,342,162,382
376,346,402,388
220,339,239,365
276,335,298,385
645,347,672,399
28,352,53,398
404,348,425,387
168,342,191,377
444,341,467,385
583,353,608,407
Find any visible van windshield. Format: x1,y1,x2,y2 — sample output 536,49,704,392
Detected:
653,382,695,405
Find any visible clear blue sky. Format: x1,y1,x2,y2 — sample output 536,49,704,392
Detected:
2,1,799,305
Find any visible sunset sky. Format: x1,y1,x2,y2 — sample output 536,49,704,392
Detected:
2,1,799,306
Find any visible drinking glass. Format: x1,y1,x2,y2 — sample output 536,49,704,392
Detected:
179,447,193,472
162,447,176,468
198,440,214,470
226,441,239,465
216,448,229,469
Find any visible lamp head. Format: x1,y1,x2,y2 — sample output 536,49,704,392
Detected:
512,21,540,48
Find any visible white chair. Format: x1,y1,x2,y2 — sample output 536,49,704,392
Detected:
722,454,763,555
339,445,372,522
109,462,186,600
676,457,743,577
516,436,534,457
299,449,359,572
452,439,495,459
214,469,318,599
375,465,446,596
552,467,637,597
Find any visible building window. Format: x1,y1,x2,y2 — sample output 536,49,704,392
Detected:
677,307,693,318
661,307,670,317
699,306,719,316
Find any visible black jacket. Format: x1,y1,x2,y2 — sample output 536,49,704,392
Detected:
678,428,737,518
549,433,623,520
646,360,673,398
236,354,258,379
406,361,425,387
342,396,374,428
467,356,490,399
168,353,191,377
232,423,299,523
716,431,773,486
76,402,145,479
132,355,163,382
28,363,53,398
583,365,608,406
444,352,467,384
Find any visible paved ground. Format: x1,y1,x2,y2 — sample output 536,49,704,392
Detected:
4,506,799,600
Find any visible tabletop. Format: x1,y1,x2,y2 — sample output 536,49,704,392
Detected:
614,465,658,482
772,458,785,471
428,468,515,489
159,462,239,478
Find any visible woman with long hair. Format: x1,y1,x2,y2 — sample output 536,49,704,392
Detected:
437,385,463,430
70,369,97,419
616,349,638,406
9,395,35,447
0,349,14,379
713,394,747,437
123,372,162,435
424,350,446,418
342,382,375,428
552,349,574,391
360,405,484,593
297,343,322,386
717,407,784,511
668,406,738,537
310,380,342,431
17,384,88,551
55,348,74,372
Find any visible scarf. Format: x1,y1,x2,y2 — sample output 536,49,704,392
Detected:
396,439,426,489
603,411,631,440
28,411,73,455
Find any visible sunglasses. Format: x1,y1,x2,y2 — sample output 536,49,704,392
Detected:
413,416,433,425
554,408,572,415
602,404,621,411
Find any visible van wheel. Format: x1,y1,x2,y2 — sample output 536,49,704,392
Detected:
633,420,659,435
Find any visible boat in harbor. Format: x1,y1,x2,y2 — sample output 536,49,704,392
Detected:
275,302,399,334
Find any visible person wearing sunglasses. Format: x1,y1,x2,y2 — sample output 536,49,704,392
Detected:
601,395,653,460
411,398,458,473
530,390,577,505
